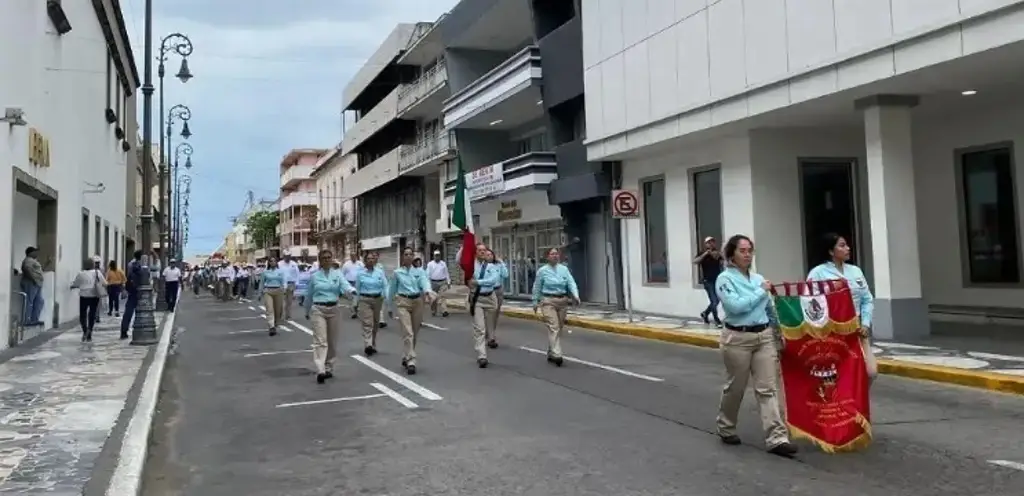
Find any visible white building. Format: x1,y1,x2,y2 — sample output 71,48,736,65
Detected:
312,145,358,257
0,0,139,347
582,0,1024,340
279,148,323,261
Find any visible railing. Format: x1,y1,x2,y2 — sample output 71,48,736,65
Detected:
397,62,448,114
443,46,540,121
398,132,457,173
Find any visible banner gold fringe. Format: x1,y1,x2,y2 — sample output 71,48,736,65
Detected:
787,413,873,453
779,318,860,340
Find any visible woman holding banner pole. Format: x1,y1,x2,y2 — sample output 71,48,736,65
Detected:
714,234,797,458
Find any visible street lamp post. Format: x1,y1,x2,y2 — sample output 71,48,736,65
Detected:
164,104,191,262
172,143,193,260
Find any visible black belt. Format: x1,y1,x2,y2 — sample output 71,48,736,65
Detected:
430,279,447,282
359,293,382,298
399,293,422,299
724,323,769,333
478,291,493,296
543,293,568,298
314,301,337,307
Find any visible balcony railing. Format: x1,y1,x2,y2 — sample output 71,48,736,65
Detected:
398,132,457,174
342,86,400,153
444,151,556,200
280,164,313,189
342,147,400,199
279,191,316,210
398,62,448,115
442,46,542,129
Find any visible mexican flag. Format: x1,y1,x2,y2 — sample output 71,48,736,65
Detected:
773,280,872,453
450,157,476,284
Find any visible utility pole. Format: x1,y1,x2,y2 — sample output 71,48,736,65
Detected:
131,0,159,345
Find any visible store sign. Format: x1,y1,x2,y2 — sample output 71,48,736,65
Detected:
28,128,51,167
496,200,522,222
468,163,504,200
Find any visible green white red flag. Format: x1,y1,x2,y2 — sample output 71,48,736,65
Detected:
450,157,476,284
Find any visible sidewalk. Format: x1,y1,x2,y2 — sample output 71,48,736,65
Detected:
0,313,170,494
443,291,1024,396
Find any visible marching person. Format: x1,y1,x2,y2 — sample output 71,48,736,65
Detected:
714,234,796,458
468,243,502,368
531,247,580,367
303,249,355,384
390,247,437,375
216,262,234,301
425,250,450,317
162,260,182,311
278,254,300,320
485,249,508,348
260,256,286,336
694,236,724,327
341,252,363,318
354,251,389,356
807,232,877,384
295,264,312,307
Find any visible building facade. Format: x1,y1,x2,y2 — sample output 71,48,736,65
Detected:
582,0,1024,339
312,146,358,257
279,149,323,261
0,0,139,348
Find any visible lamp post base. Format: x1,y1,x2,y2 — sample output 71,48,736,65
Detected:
131,255,160,346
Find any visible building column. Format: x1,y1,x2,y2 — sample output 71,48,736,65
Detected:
856,95,928,340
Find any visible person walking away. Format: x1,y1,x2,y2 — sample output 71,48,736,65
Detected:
468,243,502,368
238,265,252,299
353,252,389,356
484,249,508,348
163,260,182,311
295,265,312,307
259,256,286,336
807,232,877,384
106,260,126,317
278,255,300,319
71,257,107,342
216,263,234,301
341,253,364,318
694,236,724,327
20,247,45,327
714,234,796,458
390,248,437,375
192,267,202,295
120,250,145,339
425,250,450,317
531,247,580,367
302,250,355,384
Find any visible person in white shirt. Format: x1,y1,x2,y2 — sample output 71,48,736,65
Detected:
425,250,450,317
162,260,182,312
216,262,234,301
71,256,107,342
278,255,300,319
341,252,364,318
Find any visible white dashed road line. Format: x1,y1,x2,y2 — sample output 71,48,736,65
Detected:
988,460,1024,471
244,349,312,358
518,346,665,383
370,382,419,409
288,320,314,335
218,316,265,321
351,355,443,401
229,329,269,335
275,393,385,409
422,322,448,330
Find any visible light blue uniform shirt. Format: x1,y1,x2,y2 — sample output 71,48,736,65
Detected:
306,269,355,304
715,266,776,328
494,261,508,289
472,262,502,293
389,266,432,301
353,265,389,304
532,263,580,306
807,262,874,328
261,268,285,288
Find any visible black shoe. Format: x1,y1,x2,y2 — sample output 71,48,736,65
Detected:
487,339,498,349
442,311,449,317
269,328,277,336
405,365,416,375
120,333,128,340
768,442,798,458
351,313,357,319
401,357,408,367
720,435,742,446
378,322,387,328
364,346,376,357
325,371,333,379
316,373,327,384
477,358,488,368
547,355,564,367
81,333,87,342
700,311,710,325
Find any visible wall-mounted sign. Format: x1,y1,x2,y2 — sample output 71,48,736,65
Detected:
496,200,521,222
468,163,504,200
28,128,51,167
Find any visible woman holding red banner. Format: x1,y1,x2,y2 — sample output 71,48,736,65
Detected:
807,233,877,383
714,234,797,458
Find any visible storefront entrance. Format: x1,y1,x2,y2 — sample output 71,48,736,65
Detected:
799,160,858,272
492,220,563,297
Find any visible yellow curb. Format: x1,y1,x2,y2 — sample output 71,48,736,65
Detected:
445,299,1024,395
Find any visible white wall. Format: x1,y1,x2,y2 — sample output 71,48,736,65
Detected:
473,189,561,235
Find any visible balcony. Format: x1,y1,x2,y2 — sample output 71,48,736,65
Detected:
398,132,457,176
316,211,357,236
279,191,316,210
282,245,319,259
280,218,313,234
342,147,400,199
442,46,543,130
398,62,449,119
443,151,557,201
342,86,400,153
281,164,313,189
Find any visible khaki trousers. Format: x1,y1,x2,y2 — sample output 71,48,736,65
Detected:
310,304,341,375
347,281,358,317
429,280,448,315
284,283,296,319
486,287,504,341
358,296,384,348
470,292,498,359
540,296,569,358
396,296,424,366
218,279,231,300
717,328,790,449
262,288,285,329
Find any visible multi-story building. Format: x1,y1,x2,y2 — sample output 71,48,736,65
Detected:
311,145,358,257
0,0,139,347
583,0,1024,340
279,148,324,260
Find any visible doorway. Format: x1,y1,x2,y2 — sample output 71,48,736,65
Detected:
495,233,536,296
799,160,858,272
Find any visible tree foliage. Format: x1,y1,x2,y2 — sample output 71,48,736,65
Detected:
245,210,279,248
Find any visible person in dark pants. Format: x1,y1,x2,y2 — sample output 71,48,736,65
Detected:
120,250,145,339
71,257,107,342
694,236,724,327
106,260,126,317
163,260,182,311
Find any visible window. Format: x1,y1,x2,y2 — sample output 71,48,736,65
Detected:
94,217,101,258
959,146,1020,284
103,224,110,265
641,177,668,283
692,167,723,282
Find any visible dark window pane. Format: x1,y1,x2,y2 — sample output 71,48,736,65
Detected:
961,147,1020,284
693,168,723,280
642,178,668,283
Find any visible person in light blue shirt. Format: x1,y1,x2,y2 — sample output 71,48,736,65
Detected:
468,243,503,368
531,247,580,366
353,251,390,356
302,249,355,384
389,247,437,375
714,234,796,458
807,232,877,383
259,257,286,336
485,249,509,348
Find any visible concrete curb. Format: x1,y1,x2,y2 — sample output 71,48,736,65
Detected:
446,300,1024,396
105,311,177,496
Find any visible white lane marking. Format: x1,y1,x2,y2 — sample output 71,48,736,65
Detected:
248,306,257,311
288,319,314,335
371,382,419,409
229,329,268,334
259,305,267,311
219,316,265,321
351,355,442,401
276,393,385,409
422,322,448,330
988,460,1024,471
275,322,294,332
968,351,1024,363
244,349,312,358
518,346,665,382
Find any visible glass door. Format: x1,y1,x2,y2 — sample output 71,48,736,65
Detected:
512,233,537,296
495,236,512,290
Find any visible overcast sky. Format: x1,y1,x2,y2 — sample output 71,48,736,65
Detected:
123,0,457,255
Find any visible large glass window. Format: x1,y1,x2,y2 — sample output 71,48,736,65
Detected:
960,147,1020,284
692,167,723,281
642,177,668,283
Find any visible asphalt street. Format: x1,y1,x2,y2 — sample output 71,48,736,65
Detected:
141,291,1024,496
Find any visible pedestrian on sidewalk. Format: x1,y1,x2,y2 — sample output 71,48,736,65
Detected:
341,252,364,318
390,247,437,375
425,250,450,317
19,247,46,327
120,250,145,340
468,243,502,368
303,249,355,384
163,260,182,312
71,257,107,342
485,249,508,348
694,236,724,328
714,234,796,458
353,251,389,357
259,256,286,336
106,260,126,317
807,232,877,384
278,255,300,320
532,247,580,367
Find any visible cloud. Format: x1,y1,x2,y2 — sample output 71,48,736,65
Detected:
122,0,458,254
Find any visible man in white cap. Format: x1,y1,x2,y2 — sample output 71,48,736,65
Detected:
693,236,723,327
162,259,183,312
425,249,450,317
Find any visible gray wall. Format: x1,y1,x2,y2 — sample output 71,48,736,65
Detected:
454,129,518,170
445,48,512,94
538,16,583,108
358,180,425,239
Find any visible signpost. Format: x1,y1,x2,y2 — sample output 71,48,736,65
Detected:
611,189,641,322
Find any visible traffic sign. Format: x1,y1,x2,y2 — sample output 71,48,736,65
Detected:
611,189,641,219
